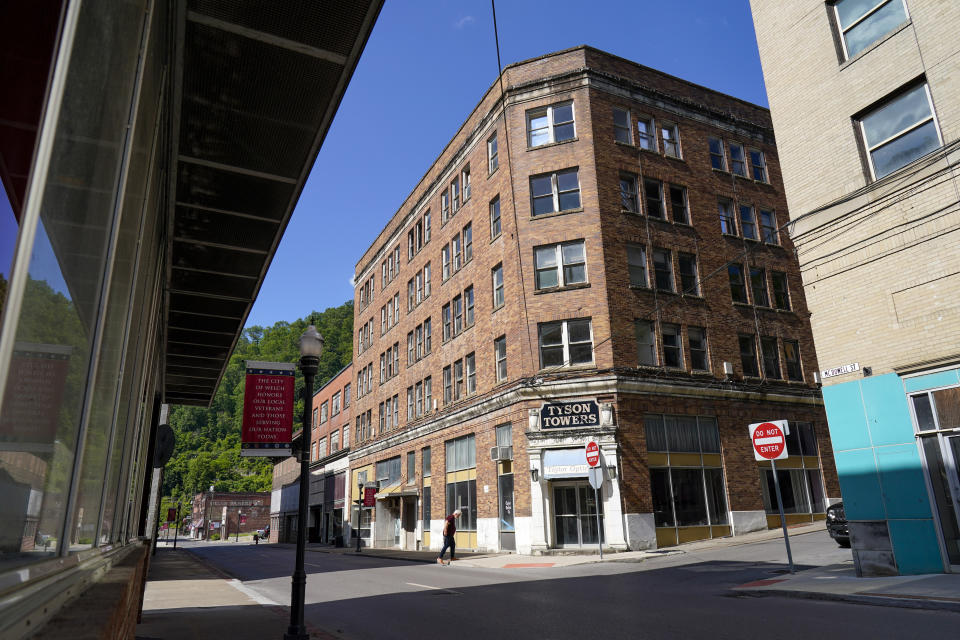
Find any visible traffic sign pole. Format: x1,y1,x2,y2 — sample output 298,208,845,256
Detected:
770,459,795,574
595,484,603,560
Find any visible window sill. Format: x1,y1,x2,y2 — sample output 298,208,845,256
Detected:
614,140,636,150
537,363,596,374
663,153,684,163
534,282,590,295
489,232,502,245
531,207,584,220
488,165,499,179
527,137,578,152
721,232,741,239
629,284,651,291
732,301,752,309
492,303,505,314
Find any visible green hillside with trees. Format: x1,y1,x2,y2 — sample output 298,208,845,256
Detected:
162,301,354,504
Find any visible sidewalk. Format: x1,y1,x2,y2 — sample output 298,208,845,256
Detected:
135,547,335,640
734,562,960,613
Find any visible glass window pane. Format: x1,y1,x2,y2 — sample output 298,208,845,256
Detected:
562,242,584,264
531,174,553,198
842,1,908,58
871,120,939,178
704,468,728,525
932,388,960,429
862,85,931,148
645,415,667,452
567,320,591,343
698,417,720,453
651,469,674,527
667,416,701,453
553,103,573,124
671,468,708,526
912,394,936,431
540,323,563,346
556,169,579,192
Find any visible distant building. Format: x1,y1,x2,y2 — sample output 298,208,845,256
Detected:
750,0,960,575
347,46,838,554
191,491,270,541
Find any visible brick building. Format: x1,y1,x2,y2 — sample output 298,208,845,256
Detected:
190,491,270,541
750,0,960,575
348,46,838,554
307,363,353,544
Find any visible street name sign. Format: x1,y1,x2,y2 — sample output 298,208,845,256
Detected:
750,420,789,461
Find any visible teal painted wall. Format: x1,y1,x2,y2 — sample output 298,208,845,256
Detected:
823,371,946,575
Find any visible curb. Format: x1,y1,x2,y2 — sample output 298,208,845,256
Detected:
734,587,960,613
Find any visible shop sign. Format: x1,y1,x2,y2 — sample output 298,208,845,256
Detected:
363,486,377,507
241,361,295,456
540,399,600,429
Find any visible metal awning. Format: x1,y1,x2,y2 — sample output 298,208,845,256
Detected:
376,482,419,500
163,0,382,405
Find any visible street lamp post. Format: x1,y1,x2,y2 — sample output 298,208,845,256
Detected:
285,325,323,640
236,511,241,543
356,481,363,553
172,502,180,549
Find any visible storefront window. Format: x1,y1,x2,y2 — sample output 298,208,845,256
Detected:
444,435,476,533
760,421,826,516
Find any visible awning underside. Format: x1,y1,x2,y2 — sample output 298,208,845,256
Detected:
164,0,380,405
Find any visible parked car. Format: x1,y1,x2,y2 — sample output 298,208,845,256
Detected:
826,501,850,548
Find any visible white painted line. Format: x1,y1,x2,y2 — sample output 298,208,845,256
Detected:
406,582,461,594
228,579,280,605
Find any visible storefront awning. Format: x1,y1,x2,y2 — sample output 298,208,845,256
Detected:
543,448,590,479
376,483,419,499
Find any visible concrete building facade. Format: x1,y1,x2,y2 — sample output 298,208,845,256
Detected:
750,0,960,575
347,46,838,555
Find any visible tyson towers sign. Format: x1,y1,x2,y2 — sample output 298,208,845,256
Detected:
539,400,601,429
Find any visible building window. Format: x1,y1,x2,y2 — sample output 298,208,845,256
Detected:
443,365,452,404
653,248,673,292
495,335,507,381
783,340,803,381
613,107,632,143
688,327,708,371
416,271,423,305
464,286,474,327
620,174,639,212
331,430,340,452
761,336,781,379
678,253,699,295
343,423,350,447
661,123,681,158
488,133,499,173
407,331,415,365
636,320,657,366
644,178,664,218
465,352,476,394
462,166,471,202
728,264,747,303
442,303,451,341
708,137,726,170
451,175,460,212
424,210,431,244
311,441,318,461
442,245,450,280
739,335,759,377
441,191,449,223
749,149,767,182
423,446,432,477
759,209,778,244
662,324,682,368
407,387,415,420
425,376,432,411
332,392,341,416
313,407,318,429
646,415,728,536
445,435,477,532
452,294,463,335
344,384,350,407
492,263,504,309
750,268,769,307
530,168,581,216
407,451,416,484
539,319,594,368
637,116,656,150
527,101,575,147
771,271,790,310
728,142,746,176
462,224,472,264
490,196,501,239
451,234,461,272
718,199,735,235
534,240,586,290
668,185,688,224
320,402,328,423
860,83,940,179
453,358,464,400
739,205,757,240
833,0,908,60
627,244,647,287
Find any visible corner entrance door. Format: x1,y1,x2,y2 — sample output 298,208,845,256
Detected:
920,434,960,567
553,484,604,548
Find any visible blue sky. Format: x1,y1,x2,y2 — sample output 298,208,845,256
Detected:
247,0,768,327
2,0,768,327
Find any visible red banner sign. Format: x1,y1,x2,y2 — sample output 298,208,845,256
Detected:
167,508,177,522
363,487,377,507
241,361,295,456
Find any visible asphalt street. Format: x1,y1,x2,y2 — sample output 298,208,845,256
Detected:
182,533,959,639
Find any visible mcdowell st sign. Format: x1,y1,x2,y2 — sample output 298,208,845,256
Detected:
540,400,600,429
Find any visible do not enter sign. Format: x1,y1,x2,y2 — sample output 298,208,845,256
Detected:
585,441,601,468
749,420,789,461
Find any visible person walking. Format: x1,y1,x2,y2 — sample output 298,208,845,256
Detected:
436,509,461,565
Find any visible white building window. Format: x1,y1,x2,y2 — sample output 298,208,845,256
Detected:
833,0,908,60
534,241,586,290
613,107,632,144
527,101,575,147
708,137,726,170
488,132,499,173
492,263,504,308
661,123,681,158
627,244,647,287
728,142,746,176
620,174,639,212
860,83,940,179
530,168,580,216
637,116,656,150
494,335,507,381
635,320,657,366
538,319,594,368
662,324,682,368
749,149,767,182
